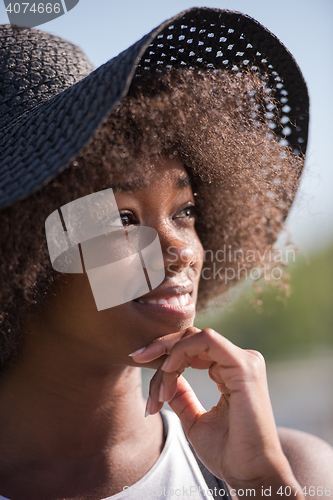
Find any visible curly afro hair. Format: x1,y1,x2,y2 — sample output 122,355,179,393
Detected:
0,67,303,372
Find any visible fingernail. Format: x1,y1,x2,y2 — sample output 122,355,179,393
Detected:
158,383,165,402
129,347,146,357
161,357,170,371
145,396,152,417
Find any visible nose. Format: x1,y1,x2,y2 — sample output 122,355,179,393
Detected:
160,230,197,274
164,244,196,273
147,236,196,273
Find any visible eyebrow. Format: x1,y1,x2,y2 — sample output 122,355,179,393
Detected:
112,175,191,192
112,179,149,192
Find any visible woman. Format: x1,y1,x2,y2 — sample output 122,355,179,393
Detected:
0,7,332,500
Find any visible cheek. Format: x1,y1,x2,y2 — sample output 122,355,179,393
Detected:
197,239,204,268
190,234,204,288
40,274,98,332
193,232,204,269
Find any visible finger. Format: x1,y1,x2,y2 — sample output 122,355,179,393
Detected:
160,355,214,403
167,375,206,435
149,362,188,412
161,328,242,374
187,356,214,370
159,368,185,404
146,365,164,416
209,362,227,386
129,327,200,363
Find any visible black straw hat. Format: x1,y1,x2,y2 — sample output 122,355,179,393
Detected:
0,7,309,211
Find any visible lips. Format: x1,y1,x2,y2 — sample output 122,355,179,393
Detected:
133,284,196,319
137,293,191,306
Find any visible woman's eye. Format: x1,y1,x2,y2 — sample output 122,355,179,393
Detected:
100,211,138,228
174,205,195,219
119,212,138,227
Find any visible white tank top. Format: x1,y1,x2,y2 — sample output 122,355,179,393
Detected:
0,409,214,500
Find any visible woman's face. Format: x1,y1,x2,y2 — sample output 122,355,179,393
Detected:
33,157,204,368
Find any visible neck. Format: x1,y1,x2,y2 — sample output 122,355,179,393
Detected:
0,362,146,460
0,316,164,498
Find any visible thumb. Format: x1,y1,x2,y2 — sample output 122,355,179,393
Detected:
168,374,206,435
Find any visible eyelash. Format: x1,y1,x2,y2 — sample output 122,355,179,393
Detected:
173,205,196,220
118,211,138,227
114,203,196,228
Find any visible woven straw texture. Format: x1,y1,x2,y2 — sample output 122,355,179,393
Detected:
0,7,309,211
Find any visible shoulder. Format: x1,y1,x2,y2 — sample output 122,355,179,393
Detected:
278,427,333,489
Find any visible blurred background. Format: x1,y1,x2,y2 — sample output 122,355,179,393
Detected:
1,0,332,444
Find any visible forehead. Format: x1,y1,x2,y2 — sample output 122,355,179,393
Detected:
111,157,191,193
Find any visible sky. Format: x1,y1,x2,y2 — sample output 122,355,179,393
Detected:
1,0,332,253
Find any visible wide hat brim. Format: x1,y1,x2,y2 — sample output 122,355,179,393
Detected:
0,7,309,211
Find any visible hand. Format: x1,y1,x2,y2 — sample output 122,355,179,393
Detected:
131,327,303,496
